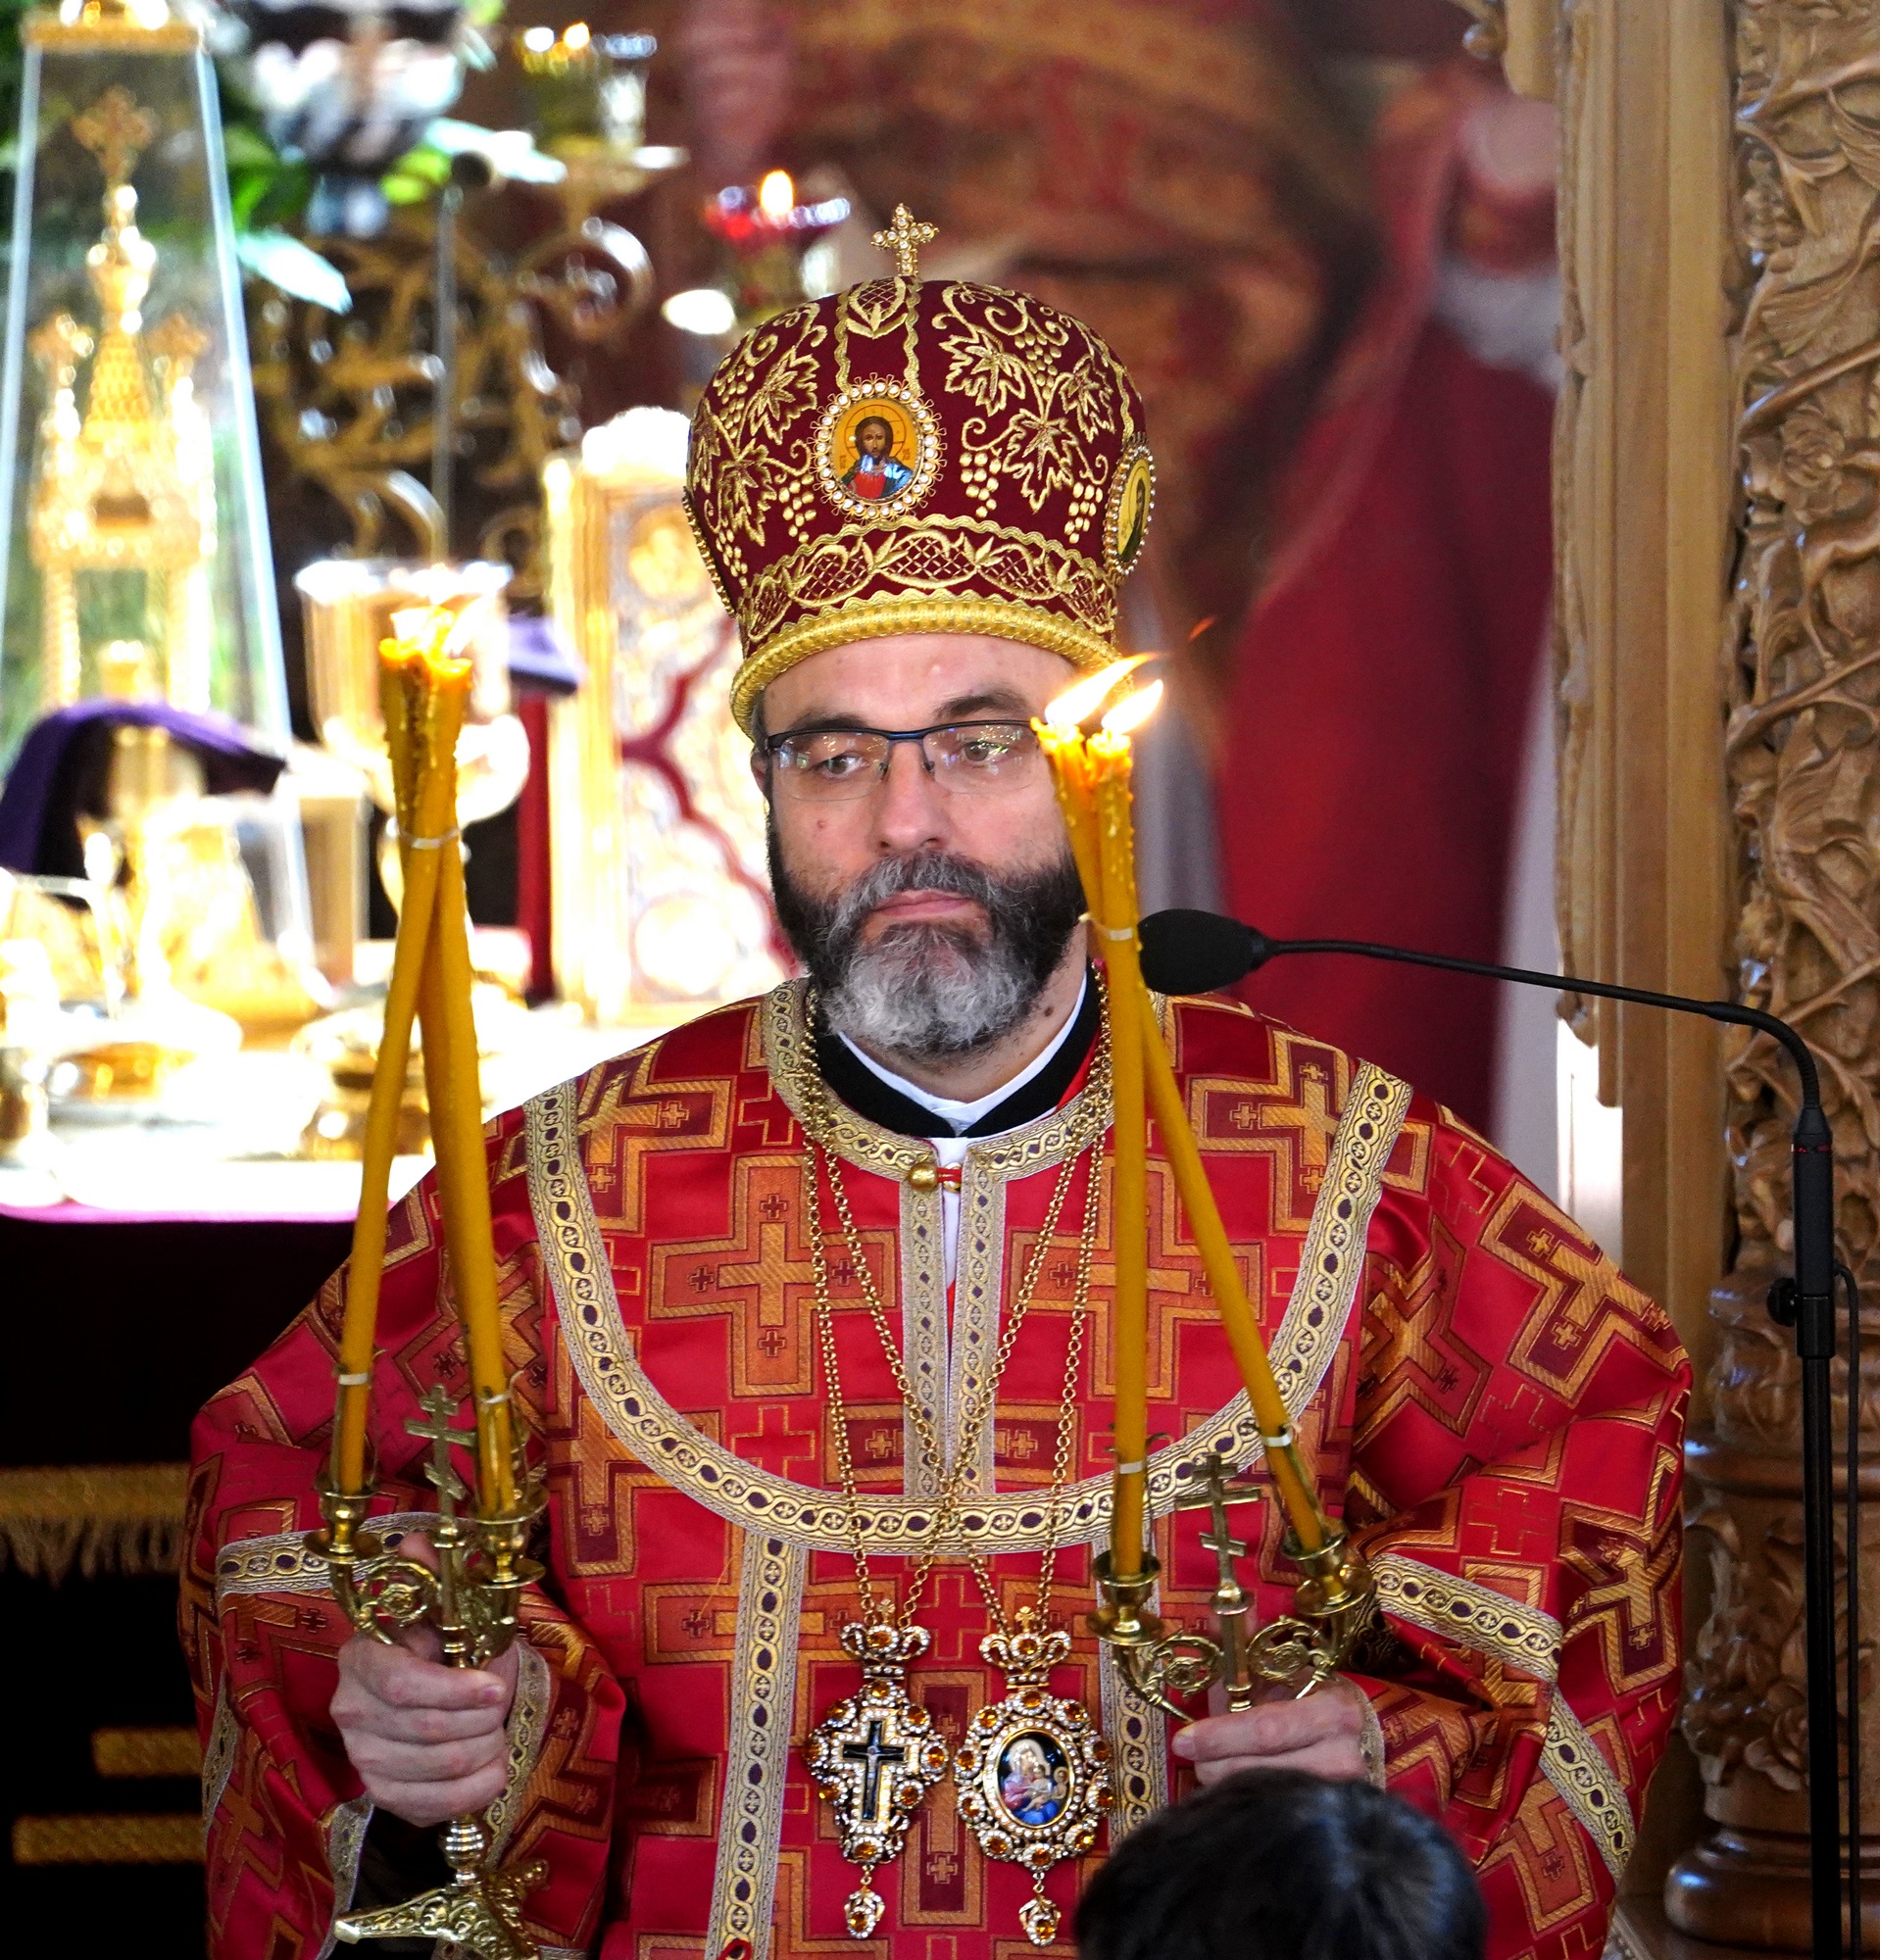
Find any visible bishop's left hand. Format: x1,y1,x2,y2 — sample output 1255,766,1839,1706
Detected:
1169,1674,1369,1785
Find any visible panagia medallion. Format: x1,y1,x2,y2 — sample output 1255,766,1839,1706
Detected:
953,1611,1114,1947
806,1620,952,1937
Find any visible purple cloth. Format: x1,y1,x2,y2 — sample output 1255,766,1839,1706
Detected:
0,700,286,877
507,613,584,697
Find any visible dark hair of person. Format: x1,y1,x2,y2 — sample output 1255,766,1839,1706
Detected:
1075,1769,1486,1960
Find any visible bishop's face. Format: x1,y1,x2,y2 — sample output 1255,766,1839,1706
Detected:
755,634,1088,1066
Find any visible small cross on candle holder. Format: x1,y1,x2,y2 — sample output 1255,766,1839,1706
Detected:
308,1381,548,1955
1092,1450,1373,1722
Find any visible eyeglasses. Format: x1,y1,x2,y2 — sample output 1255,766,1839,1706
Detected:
763,720,1044,802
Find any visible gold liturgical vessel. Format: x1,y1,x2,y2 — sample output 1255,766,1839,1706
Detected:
28,82,215,713
0,0,291,765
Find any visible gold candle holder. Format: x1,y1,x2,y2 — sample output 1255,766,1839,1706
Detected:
1035,663,1376,1722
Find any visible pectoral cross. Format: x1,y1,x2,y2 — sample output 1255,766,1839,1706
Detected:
1175,1450,1264,1710
841,1718,908,1825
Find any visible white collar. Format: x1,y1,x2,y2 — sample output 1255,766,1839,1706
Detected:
836,971,1089,1138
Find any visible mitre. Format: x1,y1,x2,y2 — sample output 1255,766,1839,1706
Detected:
682,208,1156,733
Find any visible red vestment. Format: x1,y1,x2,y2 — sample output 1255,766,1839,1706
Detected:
183,987,1688,1960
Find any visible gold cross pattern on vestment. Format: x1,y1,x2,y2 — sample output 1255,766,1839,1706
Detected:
872,204,938,279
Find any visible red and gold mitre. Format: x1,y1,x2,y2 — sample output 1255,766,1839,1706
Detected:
683,208,1155,732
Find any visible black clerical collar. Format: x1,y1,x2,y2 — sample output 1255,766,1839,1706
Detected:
813,973,1101,1140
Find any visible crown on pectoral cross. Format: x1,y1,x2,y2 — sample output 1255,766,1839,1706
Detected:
871,204,938,280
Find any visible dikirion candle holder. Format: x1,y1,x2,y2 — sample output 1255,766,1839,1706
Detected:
1034,662,1376,1720
305,608,548,1959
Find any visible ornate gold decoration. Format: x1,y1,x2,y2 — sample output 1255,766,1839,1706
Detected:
1369,1551,1562,1681
870,205,938,280
953,1613,1113,1948
814,380,943,520
250,197,655,590
0,1461,187,1584
29,87,216,710
706,1531,806,1960
1540,1699,1634,1881
935,283,1132,526
309,1385,549,1958
22,0,199,54
523,1006,1405,1551
729,592,1116,735
1105,444,1155,578
806,1621,953,1937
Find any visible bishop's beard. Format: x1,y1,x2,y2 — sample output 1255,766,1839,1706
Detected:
767,834,1086,1066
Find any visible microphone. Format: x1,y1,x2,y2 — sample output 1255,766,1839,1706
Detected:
1137,906,1859,1959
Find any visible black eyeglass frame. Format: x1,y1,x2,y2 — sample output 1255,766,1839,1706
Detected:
759,717,1042,784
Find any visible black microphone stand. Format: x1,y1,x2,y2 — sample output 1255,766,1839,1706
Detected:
1139,912,1862,1959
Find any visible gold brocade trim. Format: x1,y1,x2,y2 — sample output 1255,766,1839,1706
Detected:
525,1010,1407,1549
899,1173,948,1496
1540,1700,1634,1879
1265,1063,1411,1415
730,594,1114,733
10,1813,204,1865
215,1513,437,1602
1370,1554,1563,1682
738,513,1116,652
94,1726,201,1780
706,1531,805,1960
200,1684,237,1831
951,1165,1008,1493
1100,1618,1168,1837
0,1462,188,1585
765,980,1108,1186
487,1639,553,1863
321,1795,373,1958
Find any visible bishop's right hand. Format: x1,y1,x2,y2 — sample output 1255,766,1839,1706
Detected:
328,1533,519,1829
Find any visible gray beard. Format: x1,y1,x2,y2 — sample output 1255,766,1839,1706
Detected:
767,842,1086,1068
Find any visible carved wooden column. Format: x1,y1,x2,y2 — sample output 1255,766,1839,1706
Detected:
1662,4,1880,1949
1546,0,1880,1952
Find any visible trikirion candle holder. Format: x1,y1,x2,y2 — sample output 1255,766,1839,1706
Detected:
305,610,548,1959
1034,662,1377,1724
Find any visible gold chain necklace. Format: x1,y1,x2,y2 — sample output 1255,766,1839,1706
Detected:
802,1017,1116,1945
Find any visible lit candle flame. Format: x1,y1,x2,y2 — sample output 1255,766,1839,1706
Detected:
563,20,590,49
758,170,796,220
1101,679,1163,738
520,24,554,52
1044,655,1150,730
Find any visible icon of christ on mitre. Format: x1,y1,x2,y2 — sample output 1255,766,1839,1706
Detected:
184,209,1688,1960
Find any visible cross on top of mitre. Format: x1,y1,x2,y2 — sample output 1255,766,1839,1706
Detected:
73,86,158,190
872,204,938,280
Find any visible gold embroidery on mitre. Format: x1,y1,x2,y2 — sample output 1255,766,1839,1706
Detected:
729,595,1116,734
684,309,827,573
